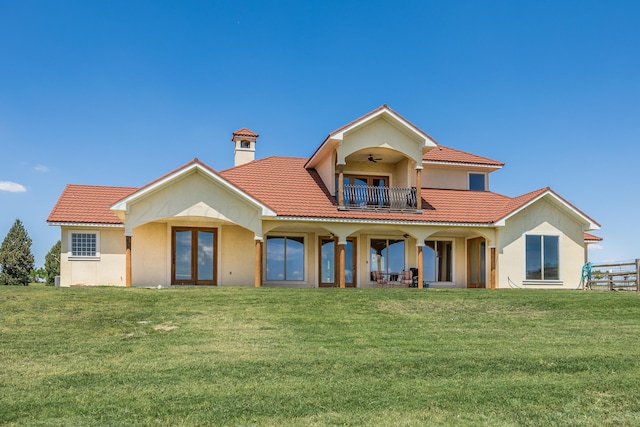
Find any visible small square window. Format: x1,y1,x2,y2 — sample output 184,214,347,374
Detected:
69,231,100,258
240,140,250,149
469,173,486,191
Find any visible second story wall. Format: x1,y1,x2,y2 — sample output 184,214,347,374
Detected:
423,166,489,191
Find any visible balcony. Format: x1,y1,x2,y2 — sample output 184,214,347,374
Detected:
340,184,418,211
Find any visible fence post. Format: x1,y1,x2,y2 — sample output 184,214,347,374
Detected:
636,259,640,293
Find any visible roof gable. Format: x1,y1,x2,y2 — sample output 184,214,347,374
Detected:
494,187,600,230
111,158,276,217
305,105,438,169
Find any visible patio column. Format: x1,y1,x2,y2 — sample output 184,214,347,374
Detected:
490,247,496,290
255,239,263,287
338,164,345,207
125,235,132,287
415,168,422,210
338,241,346,288
417,244,424,289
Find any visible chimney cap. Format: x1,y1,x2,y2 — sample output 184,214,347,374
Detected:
232,127,259,139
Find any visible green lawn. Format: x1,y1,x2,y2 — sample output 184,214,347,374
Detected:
1,286,639,426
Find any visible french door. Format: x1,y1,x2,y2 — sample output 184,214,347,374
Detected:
319,237,357,287
172,227,217,285
467,237,486,288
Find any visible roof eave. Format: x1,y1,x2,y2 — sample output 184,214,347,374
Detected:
423,160,504,170
47,221,124,228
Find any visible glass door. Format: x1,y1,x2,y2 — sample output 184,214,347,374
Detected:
172,227,217,285
319,237,356,287
467,237,486,288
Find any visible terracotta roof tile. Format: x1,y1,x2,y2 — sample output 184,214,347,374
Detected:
221,157,532,224
50,157,596,228
47,184,137,224
232,127,259,138
584,232,603,242
423,145,504,167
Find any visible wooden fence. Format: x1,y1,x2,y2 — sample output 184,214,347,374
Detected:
585,259,640,292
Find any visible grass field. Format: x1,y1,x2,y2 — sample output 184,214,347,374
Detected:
1,286,639,426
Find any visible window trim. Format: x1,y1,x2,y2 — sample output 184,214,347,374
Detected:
264,233,307,283
523,233,562,284
68,230,100,260
468,172,487,191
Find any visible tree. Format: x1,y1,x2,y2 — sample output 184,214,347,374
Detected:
45,240,61,286
0,219,35,286
29,267,46,283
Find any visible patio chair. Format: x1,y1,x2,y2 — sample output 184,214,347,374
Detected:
400,270,413,287
372,271,388,287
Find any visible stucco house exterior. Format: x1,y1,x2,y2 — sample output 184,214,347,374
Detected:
48,105,601,289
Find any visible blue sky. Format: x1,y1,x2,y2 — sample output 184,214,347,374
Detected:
1,0,639,267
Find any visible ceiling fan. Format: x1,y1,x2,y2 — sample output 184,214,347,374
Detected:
367,154,382,163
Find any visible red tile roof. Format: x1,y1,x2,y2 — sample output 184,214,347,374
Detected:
423,145,504,167
232,127,259,138
49,157,597,229
47,184,137,224
584,232,603,242
220,157,544,224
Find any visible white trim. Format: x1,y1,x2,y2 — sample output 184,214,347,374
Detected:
110,162,276,217
272,216,494,228
68,229,101,260
331,107,437,146
495,190,600,230
48,222,123,228
423,160,502,170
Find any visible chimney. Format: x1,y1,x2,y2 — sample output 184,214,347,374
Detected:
232,127,259,166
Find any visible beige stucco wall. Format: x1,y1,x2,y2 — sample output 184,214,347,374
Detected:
497,199,586,289
220,224,256,286
338,117,423,165
423,167,468,190
59,226,126,287
131,222,167,287
423,166,491,191
316,152,336,196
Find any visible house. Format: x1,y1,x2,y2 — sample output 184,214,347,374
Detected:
47,105,601,289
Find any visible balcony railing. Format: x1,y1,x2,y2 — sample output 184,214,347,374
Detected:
341,185,417,210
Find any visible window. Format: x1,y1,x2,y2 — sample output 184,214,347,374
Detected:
240,140,250,149
172,228,217,285
526,235,559,280
69,231,100,258
469,173,486,191
370,239,405,278
266,236,304,281
423,240,453,282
